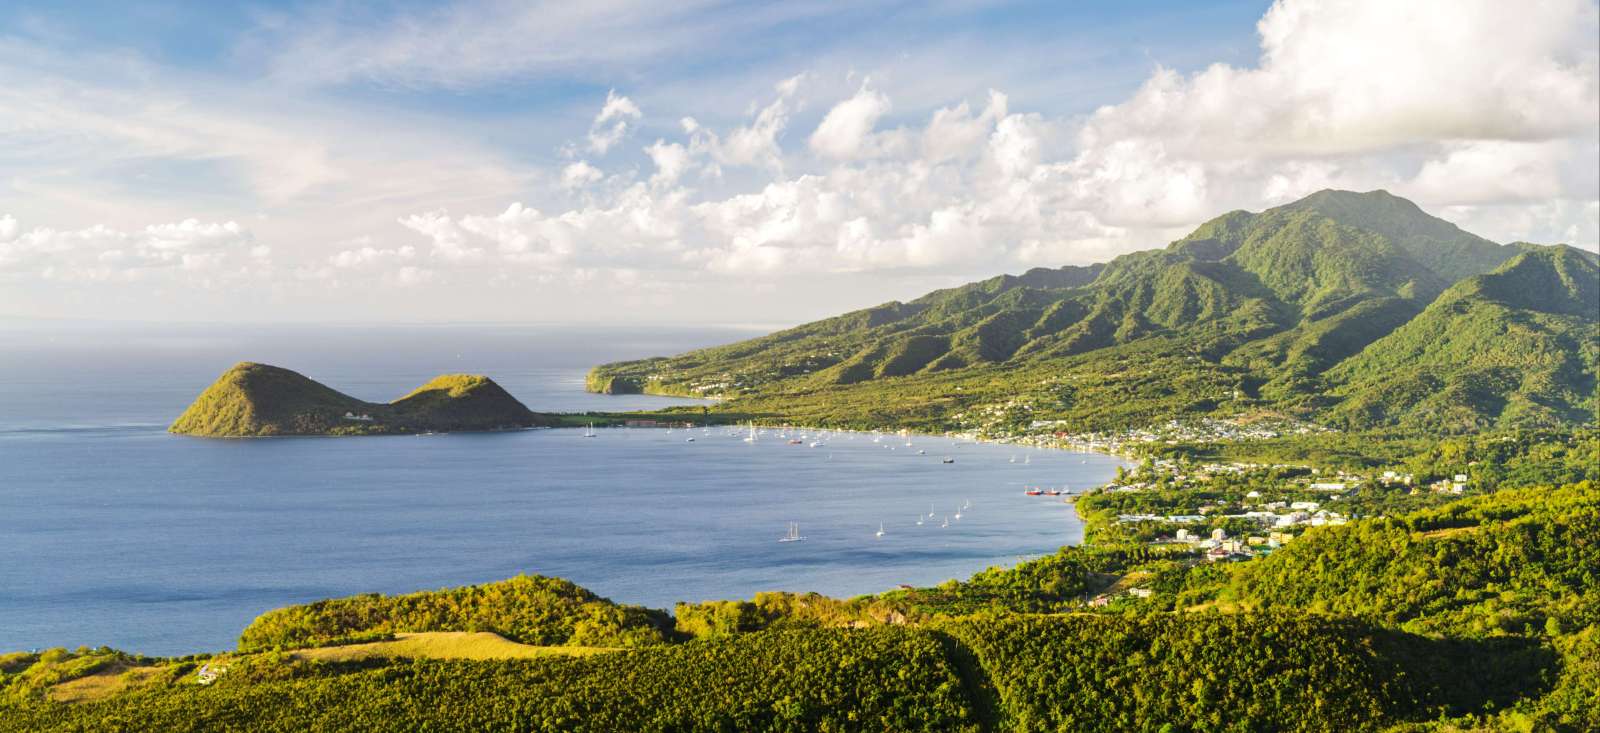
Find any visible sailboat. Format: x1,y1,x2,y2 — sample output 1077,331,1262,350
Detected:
928,504,936,518
583,423,597,438
916,516,924,526
778,522,805,543
743,423,758,443
875,523,885,538
941,516,949,528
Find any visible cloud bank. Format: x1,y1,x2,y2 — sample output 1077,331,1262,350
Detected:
389,0,1599,288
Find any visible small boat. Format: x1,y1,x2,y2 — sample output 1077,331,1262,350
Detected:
953,510,962,520
685,437,695,442
941,457,955,464
1025,488,1044,496
778,522,805,543
928,504,936,518
744,423,758,443
583,423,597,438
788,439,804,445
1024,455,1031,464
917,449,926,455
941,516,949,528
1043,489,1061,496
1009,456,1017,463
875,523,885,538
916,516,924,526
810,441,824,448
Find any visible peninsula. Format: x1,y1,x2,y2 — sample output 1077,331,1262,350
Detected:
169,362,554,437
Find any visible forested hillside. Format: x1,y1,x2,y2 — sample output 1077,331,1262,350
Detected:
589,190,1597,434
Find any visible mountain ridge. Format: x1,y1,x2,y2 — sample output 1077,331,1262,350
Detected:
589,190,1597,434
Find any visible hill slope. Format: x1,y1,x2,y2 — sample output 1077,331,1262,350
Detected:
170,363,552,437
590,190,1596,434
1328,246,1600,431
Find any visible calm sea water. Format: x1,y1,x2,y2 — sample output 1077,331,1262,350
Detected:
0,323,1123,655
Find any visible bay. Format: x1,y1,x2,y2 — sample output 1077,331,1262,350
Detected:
0,323,1122,655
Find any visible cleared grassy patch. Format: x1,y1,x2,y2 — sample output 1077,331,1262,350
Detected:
47,663,164,703
289,632,615,662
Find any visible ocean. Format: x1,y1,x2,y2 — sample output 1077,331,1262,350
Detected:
0,322,1123,655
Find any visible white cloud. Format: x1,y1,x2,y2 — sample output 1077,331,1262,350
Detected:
587,90,642,155
923,91,1007,164
808,82,893,160
645,140,692,185
561,160,604,188
684,75,804,171
1061,0,1600,228
0,215,265,282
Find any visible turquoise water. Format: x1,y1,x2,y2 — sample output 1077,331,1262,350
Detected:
0,324,1122,655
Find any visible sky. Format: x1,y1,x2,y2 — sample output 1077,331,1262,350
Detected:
1,0,1596,325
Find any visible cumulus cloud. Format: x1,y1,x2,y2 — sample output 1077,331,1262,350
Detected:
587,90,642,155
808,82,896,160
0,216,266,282
684,74,804,172
1066,0,1599,223
560,160,604,188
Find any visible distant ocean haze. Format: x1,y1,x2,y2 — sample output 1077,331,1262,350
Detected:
0,323,1123,655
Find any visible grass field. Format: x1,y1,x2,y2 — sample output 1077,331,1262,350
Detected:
47,663,165,703
289,632,617,662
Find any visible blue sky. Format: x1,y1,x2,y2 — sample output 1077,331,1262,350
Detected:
1,0,1595,323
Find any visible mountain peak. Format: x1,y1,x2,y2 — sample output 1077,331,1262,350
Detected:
1272,189,1513,283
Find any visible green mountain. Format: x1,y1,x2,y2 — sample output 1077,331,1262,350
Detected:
1328,246,1600,431
170,362,553,437
590,190,1597,434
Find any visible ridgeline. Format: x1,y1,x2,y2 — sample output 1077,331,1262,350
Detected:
588,190,1599,435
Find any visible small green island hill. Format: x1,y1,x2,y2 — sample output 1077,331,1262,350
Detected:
169,362,555,437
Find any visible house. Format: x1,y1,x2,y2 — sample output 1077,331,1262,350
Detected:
1128,588,1152,599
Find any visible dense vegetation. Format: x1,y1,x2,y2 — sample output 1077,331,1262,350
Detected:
2,629,979,733
169,362,554,436
1226,482,1599,637
237,574,672,651
590,190,1597,435
937,613,1549,732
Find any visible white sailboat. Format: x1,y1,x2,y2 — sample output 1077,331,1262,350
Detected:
941,516,949,528
875,522,885,538
916,516,924,526
778,522,805,543
743,422,758,443
583,423,597,438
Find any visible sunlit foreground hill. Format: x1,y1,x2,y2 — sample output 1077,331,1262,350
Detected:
169,362,555,436
1,480,1594,731
590,190,1599,434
